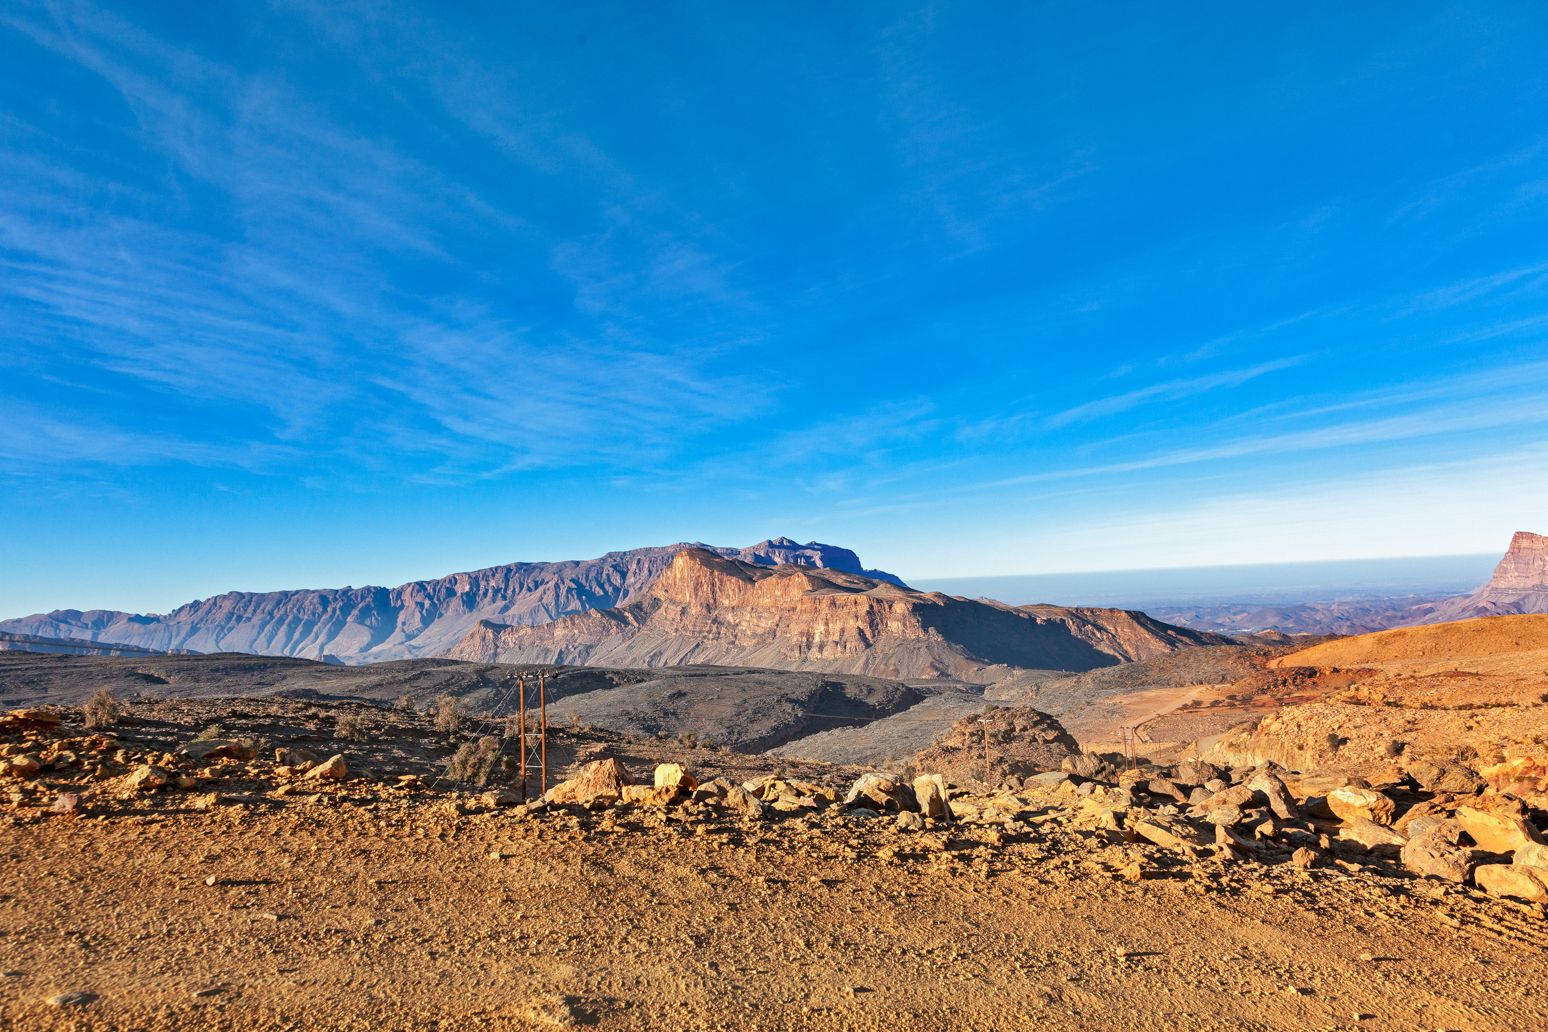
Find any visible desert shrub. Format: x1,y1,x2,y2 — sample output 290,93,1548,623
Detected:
677,731,700,750
1325,732,1342,754
445,735,506,786
82,687,120,729
434,695,469,734
1384,739,1405,758
194,724,225,741
336,713,368,742
396,693,416,714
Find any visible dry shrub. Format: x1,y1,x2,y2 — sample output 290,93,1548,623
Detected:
336,713,368,742
82,688,120,730
435,695,469,734
446,735,507,786
396,693,416,714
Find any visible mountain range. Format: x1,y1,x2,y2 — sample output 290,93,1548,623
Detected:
0,538,902,664
448,548,1227,681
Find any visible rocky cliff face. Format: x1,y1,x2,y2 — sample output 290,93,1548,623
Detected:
1482,531,1548,592
448,549,1228,681
1420,531,1548,624
0,539,903,664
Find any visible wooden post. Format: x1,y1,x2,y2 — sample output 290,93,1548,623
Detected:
518,673,527,802
539,671,548,795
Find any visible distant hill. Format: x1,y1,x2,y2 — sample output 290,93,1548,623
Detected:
0,650,933,754
449,548,1228,682
0,631,186,658
0,537,902,665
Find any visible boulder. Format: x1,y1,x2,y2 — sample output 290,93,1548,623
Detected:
1475,864,1548,903
1144,778,1188,804
690,777,734,803
303,754,348,782
1174,758,1224,787
1337,818,1406,852
1515,841,1548,868
1455,805,1545,855
1393,799,1450,838
719,785,766,818
1248,771,1299,821
123,764,169,793
912,774,952,820
1025,771,1070,791
547,757,633,806
5,754,41,778
1198,784,1258,811
621,784,678,806
1402,757,1483,796
275,746,320,768
1401,828,1478,883
1131,816,1206,852
1062,752,1117,781
653,763,697,795
1327,786,1396,826
0,709,61,734
1291,846,1318,869
181,739,257,763
1199,804,1245,828
844,773,916,814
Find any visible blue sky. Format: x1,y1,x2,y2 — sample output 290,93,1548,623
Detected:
4,1,1548,617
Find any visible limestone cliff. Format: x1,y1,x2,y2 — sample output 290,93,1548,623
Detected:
448,549,1228,681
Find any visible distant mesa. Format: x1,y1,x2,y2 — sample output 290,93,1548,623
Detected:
448,548,1227,682
0,538,904,665
1418,531,1548,624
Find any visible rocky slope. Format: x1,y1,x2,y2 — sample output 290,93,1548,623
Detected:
0,537,901,665
1204,615,1548,805
450,549,1228,681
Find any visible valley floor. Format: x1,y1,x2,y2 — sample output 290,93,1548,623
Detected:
4,795,1547,1031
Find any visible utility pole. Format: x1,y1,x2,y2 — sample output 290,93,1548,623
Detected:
539,670,548,795
980,716,992,787
517,673,528,801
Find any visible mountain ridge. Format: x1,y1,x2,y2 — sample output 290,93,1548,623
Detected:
448,548,1228,681
0,538,903,665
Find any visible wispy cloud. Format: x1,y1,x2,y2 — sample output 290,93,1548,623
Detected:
1044,356,1306,429
0,0,774,486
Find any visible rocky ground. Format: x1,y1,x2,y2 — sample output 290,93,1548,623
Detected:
4,697,1548,1030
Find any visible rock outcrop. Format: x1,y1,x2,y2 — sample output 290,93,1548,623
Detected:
449,550,1226,681
0,538,903,665
913,706,1080,785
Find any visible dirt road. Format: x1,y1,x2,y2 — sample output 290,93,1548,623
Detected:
4,797,1545,1031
